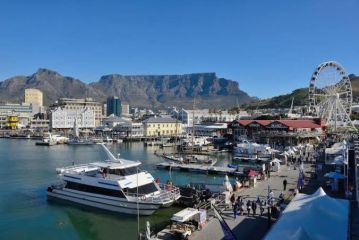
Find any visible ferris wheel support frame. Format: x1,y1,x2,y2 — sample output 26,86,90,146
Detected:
308,61,357,132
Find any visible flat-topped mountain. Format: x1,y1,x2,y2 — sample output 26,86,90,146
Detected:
0,69,254,108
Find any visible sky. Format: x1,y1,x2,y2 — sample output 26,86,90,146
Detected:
0,0,358,98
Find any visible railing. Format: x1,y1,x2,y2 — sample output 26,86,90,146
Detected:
56,163,98,174
124,185,181,204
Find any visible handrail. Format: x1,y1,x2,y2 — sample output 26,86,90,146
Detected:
124,185,180,204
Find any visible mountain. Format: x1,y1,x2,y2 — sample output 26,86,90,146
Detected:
0,69,254,108
244,74,359,109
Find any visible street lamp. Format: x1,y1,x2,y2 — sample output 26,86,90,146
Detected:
343,140,349,199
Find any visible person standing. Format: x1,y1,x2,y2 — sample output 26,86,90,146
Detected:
252,201,257,216
246,200,251,216
260,200,265,216
233,202,239,219
283,179,288,191
230,193,236,208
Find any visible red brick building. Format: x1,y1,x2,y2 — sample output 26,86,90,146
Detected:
228,118,325,145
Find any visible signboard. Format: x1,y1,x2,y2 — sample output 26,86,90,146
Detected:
267,122,288,129
248,123,261,128
230,123,244,128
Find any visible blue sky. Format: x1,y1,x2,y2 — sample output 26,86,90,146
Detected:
0,0,358,98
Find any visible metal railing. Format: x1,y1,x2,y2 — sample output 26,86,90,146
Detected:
124,185,181,204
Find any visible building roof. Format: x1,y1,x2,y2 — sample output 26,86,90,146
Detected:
230,119,322,129
277,120,321,129
143,117,179,123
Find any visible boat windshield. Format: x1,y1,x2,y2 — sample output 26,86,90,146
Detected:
108,167,138,176
125,182,159,196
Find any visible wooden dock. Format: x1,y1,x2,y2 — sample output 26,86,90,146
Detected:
156,162,243,176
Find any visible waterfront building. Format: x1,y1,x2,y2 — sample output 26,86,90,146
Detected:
228,119,324,145
0,116,6,128
0,103,32,117
103,114,130,128
50,107,95,129
24,88,43,113
103,103,107,117
30,118,50,130
143,117,182,137
177,109,250,127
113,122,144,137
0,103,33,128
106,96,121,117
6,115,19,129
121,103,130,117
52,98,102,126
191,123,228,137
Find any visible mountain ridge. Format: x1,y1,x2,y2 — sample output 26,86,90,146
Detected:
0,68,254,109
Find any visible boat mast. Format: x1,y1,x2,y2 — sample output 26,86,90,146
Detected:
192,98,196,153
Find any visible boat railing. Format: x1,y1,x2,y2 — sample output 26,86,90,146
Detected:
56,164,98,174
125,185,181,204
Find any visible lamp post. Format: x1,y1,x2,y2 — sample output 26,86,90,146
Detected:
343,140,349,199
137,166,140,237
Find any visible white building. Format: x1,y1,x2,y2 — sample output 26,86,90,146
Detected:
121,103,130,117
30,118,50,130
50,107,95,129
178,109,250,127
113,122,144,137
191,123,228,137
24,88,44,114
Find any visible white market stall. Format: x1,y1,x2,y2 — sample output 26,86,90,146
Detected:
264,187,349,240
325,142,346,165
270,158,281,172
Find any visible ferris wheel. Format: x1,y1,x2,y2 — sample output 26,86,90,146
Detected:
308,61,354,129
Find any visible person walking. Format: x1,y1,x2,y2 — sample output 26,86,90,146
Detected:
252,200,257,216
283,179,288,191
236,195,242,204
246,200,251,216
233,201,239,219
239,200,244,215
260,200,265,216
230,193,235,208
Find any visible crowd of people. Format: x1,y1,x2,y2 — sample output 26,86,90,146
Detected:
229,189,282,220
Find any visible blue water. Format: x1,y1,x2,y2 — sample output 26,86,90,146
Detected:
0,139,233,239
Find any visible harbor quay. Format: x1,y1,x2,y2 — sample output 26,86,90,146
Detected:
189,163,315,240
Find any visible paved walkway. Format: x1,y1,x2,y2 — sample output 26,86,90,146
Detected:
190,163,314,240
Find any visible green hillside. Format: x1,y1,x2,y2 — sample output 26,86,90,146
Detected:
244,74,359,109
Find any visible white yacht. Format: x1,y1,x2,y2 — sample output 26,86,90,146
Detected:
181,136,211,147
233,140,273,160
47,144,181,215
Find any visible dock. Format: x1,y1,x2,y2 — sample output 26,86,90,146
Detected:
156,162,242,176
188,162,316,240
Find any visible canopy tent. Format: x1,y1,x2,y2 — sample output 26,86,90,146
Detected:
324,171,346,179
264,187,349,240
271,158,282,163
325,142,347,165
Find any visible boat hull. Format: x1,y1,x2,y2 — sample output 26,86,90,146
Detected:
67,141,94,145
47,189,160,216
36,141,57,146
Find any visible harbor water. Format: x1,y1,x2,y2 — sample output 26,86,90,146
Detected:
0,139,242,239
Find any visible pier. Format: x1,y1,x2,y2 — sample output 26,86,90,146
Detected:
188,162,317,240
